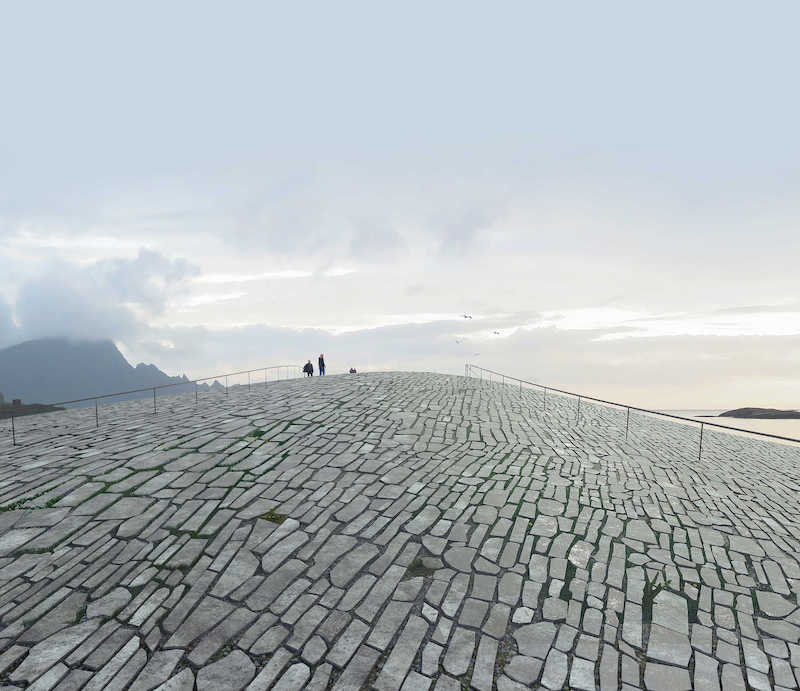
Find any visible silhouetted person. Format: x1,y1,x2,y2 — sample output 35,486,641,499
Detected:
318,354,326,376
303,360,314,377
349,367,357,374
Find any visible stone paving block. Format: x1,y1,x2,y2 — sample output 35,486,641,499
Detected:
442,626,475,676
11,621,99,683
647,622,691,665
152,668,195,690
645,661,691,690
165,596,233,648
332,644,380,690
330,543,380,587
211,548,259,597
83,635,140,691
196,649,254,690
1,372,799,690
375,615,428,691
129,649,183,691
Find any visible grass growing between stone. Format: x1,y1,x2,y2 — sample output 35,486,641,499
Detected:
260,510,287,524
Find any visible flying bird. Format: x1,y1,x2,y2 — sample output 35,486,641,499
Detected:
493,331,500,335
462,314,472,319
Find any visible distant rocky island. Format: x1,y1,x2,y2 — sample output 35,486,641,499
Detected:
0,401,63,420
719,407,800,419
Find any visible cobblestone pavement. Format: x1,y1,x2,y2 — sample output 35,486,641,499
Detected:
1,372,800,690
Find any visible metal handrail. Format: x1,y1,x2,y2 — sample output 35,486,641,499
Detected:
5,363,302,446
39,364,300,407
466,363,800,451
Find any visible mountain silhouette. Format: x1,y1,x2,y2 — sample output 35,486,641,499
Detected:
0,338,213,405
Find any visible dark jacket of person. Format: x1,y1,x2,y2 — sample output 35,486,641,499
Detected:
318,356,325,370
303,362,313,375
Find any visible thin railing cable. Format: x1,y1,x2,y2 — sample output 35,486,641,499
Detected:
466,363,800,447
4,363,302,447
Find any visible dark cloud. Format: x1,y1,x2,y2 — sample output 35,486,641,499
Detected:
12,249,198,343
16,275,139,342
210,168,511,265
226,188,411,263
93,249,199,313
436,208,495,257
348,222,405,259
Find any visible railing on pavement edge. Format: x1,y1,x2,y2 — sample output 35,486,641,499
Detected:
5,364,303,447
465,363,800,459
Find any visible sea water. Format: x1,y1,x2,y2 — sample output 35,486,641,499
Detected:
660,409,800,445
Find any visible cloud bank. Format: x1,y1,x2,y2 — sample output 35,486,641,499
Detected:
1,249,197,346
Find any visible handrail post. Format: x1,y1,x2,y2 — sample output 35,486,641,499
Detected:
153,388,156,414
698,422,704,461
95,399,99,428
225,375,228,396
248,372,251,392
625,407,631,439
577,395,581,424
543,387,547,410
265,368,267,388
11,414,15,446
195,380,198,404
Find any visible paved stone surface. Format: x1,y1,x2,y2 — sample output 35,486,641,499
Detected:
1,371,800,689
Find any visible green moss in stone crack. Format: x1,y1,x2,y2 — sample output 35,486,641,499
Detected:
260,511,287,524
404,557,437,580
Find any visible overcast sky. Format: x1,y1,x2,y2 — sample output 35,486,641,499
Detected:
1,1,799,408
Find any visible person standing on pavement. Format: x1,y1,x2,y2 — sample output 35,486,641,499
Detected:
318,354,326,376
303,360,314,377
